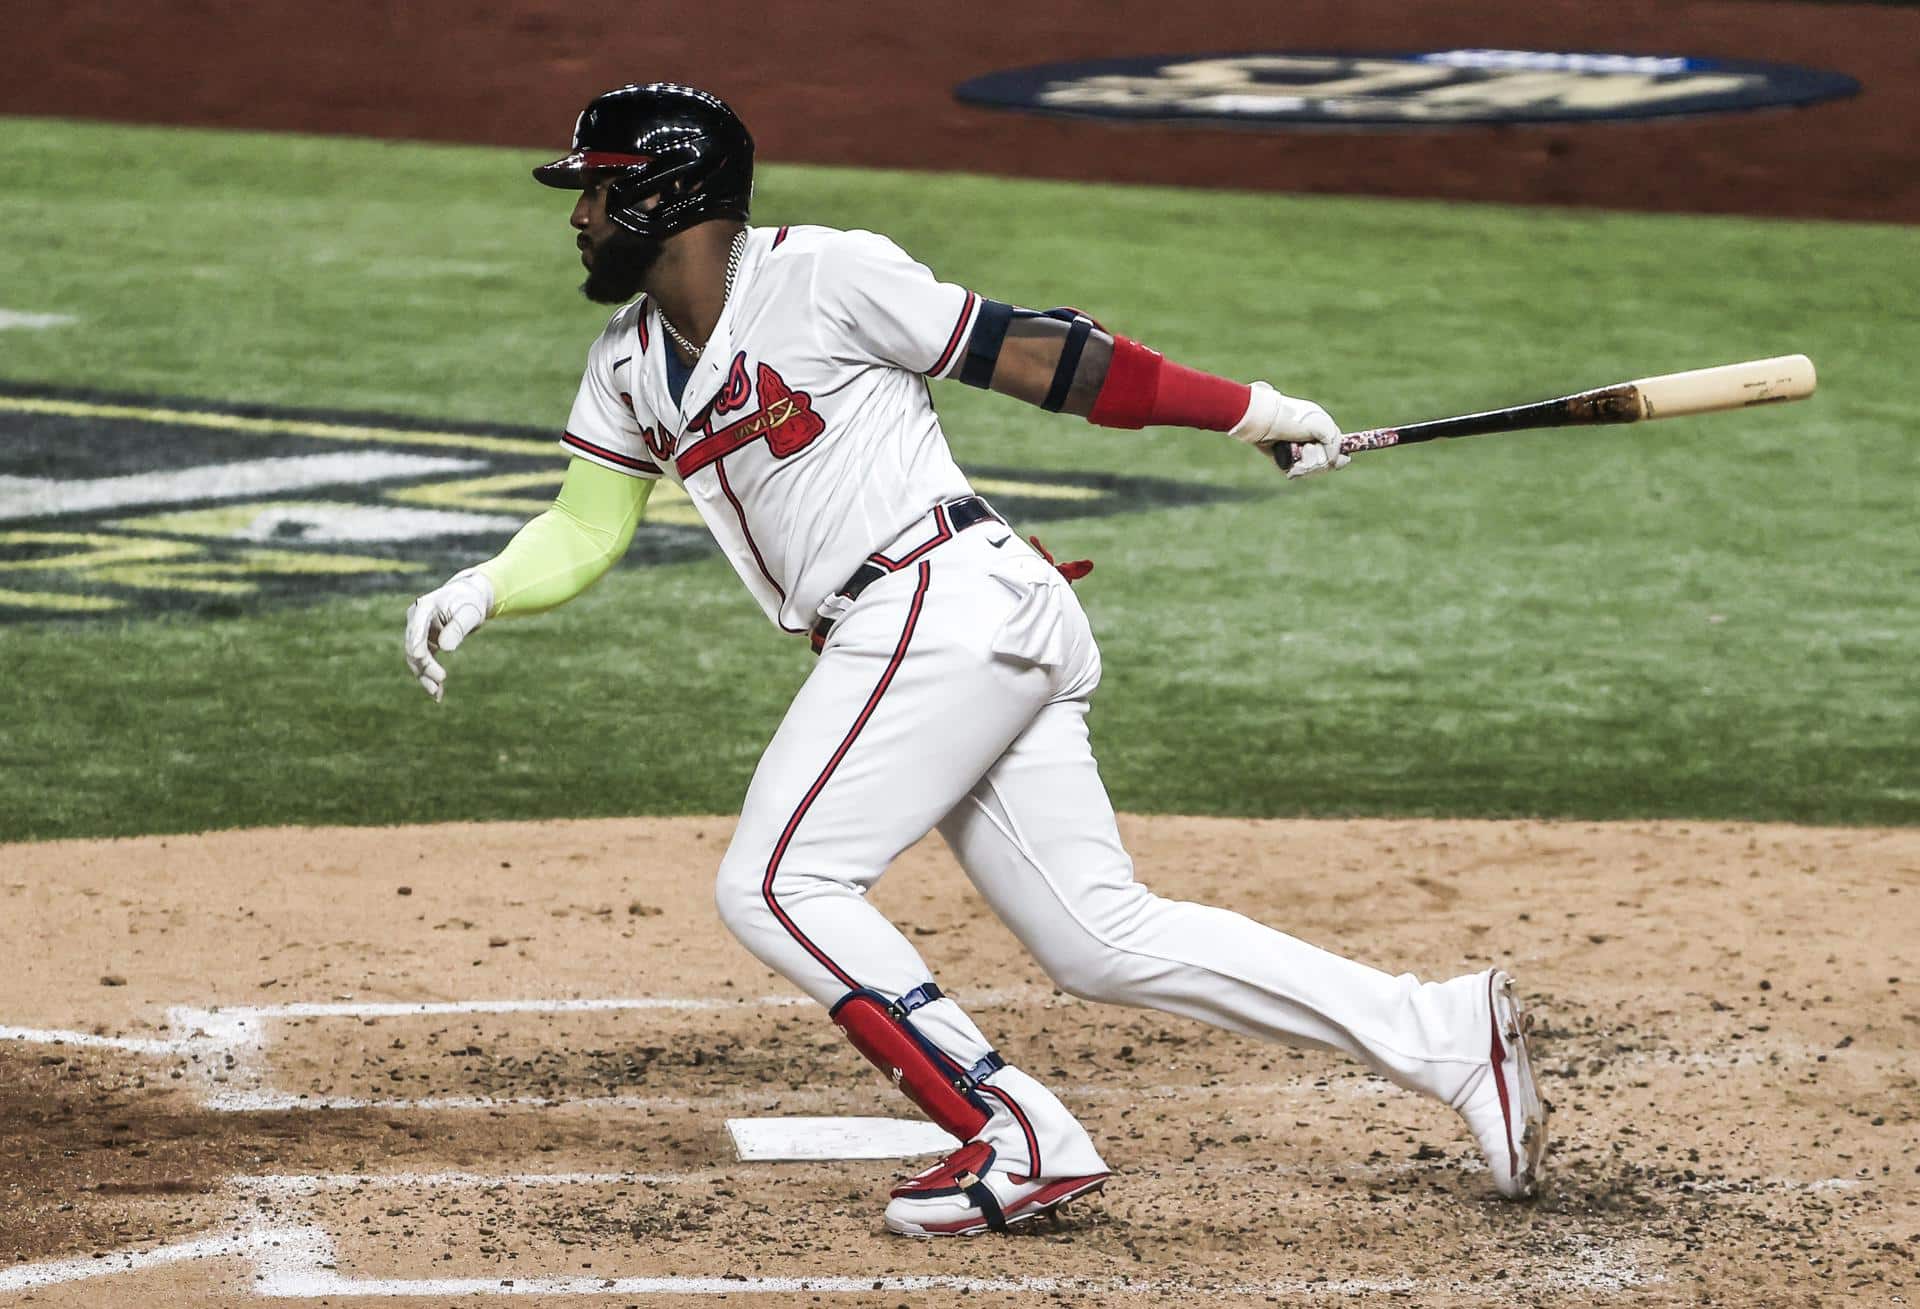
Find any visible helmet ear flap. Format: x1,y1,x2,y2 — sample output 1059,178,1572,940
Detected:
603,169,670,234
605,163,710,235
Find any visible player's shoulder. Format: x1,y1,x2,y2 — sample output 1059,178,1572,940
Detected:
759,224,913,274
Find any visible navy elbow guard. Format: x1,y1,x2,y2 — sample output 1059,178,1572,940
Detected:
955,301,1099,410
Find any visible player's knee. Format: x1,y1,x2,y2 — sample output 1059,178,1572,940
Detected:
1035,939,1137,1005
1030,888,1171,1004
712,845,771,943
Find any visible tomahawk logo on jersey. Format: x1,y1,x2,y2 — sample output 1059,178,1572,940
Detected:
558,226,983,634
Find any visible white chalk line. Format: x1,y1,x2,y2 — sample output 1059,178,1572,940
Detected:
206,1089,705,1112
54,1166,1880,1298
103,1217,1660,1299
0,1216,1644,1299
0,1229,260,1294
0,1024,193,1056
1,995,828,1105
244,1216,1422,1299
1,994,818,1055
205,994,812,1020
230,1169,732,1197
0,1165,1842,1296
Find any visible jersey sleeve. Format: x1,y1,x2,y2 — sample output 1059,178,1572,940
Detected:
813,231,982,379
558,317,664,480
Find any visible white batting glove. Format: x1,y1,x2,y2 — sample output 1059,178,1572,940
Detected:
1231,381,1350,480
403,569,494,703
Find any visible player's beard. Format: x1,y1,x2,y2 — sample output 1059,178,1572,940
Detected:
579,229,664,305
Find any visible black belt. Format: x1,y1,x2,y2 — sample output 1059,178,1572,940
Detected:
809,495,1003,654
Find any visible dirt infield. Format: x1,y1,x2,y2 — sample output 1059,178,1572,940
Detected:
5,0,1918,223
4,816,1914,1305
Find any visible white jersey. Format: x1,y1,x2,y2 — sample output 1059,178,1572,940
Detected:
559,224,985,634
481,217,1528,1216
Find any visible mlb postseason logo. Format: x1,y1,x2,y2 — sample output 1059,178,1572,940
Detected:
0,386,1238,622
956,50,1859,126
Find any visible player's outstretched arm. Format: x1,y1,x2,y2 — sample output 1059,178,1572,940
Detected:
966,307,1348,480
811,234,1345,479
402,457,651,702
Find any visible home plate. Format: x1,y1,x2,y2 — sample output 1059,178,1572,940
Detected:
727,1116,953,1161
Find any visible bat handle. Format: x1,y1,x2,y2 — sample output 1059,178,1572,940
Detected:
1268,428,1396,472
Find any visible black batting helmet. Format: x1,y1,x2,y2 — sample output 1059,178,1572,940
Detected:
533,83,753,238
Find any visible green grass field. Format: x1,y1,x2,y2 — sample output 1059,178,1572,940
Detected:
2,117,1916,839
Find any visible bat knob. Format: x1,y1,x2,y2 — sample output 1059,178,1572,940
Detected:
1269,442,1299,472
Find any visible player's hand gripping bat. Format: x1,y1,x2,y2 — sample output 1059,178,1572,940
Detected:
1270,354,1817,472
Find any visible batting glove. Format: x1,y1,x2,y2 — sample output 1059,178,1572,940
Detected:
403,569,494,703
1231,381,1350,480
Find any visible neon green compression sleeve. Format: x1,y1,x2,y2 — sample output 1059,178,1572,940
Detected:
471,456,653,618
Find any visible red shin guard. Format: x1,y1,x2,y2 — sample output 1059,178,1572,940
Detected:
831,990,992,1141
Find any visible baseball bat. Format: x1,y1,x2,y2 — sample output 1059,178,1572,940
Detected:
1271,354,1817,471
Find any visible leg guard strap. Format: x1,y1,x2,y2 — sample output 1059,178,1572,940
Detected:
830,985,1003,1142
965,1174,1008,1231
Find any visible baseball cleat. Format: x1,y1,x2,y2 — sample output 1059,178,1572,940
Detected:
883,1140,1108,1237
1454,969,1549,1200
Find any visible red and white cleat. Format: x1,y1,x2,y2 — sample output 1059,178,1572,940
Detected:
883,1141,1108,1237
1454,969,1550,1199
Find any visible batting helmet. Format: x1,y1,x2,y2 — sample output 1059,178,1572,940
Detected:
533,83,754,238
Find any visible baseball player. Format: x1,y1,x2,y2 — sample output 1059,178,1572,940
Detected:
404,83,1547,1236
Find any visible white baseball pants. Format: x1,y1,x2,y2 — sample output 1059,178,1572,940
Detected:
715,518,1494,1181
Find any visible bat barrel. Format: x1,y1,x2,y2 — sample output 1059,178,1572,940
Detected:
1629,354,1816,420
1271,353,1816,471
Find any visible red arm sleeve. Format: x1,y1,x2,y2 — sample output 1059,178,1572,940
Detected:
1087,335,1252,432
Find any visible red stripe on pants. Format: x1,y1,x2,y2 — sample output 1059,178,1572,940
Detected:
759,563,933,990
979,1083,1042,1179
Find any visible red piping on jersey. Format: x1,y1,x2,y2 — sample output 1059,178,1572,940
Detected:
714,459,806,635
928,292,977,377
772,226,790,248
760,563,933,991
562,430,661,474
867,504,952,571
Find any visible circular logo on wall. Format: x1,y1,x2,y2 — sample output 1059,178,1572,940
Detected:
955,50,1859,127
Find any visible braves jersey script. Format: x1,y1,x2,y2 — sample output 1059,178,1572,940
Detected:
559,225,986,633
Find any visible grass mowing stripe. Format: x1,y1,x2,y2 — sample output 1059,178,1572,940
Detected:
0,117,1915,838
